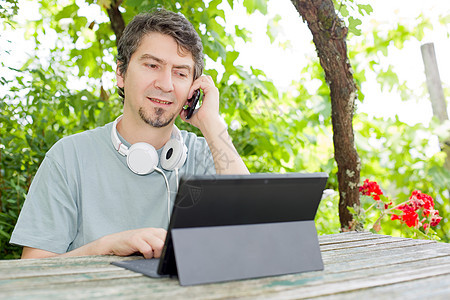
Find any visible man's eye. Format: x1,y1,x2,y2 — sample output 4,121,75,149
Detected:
176,71,188,78
146,64,158,69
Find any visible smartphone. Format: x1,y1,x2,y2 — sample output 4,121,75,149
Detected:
185,89,201,120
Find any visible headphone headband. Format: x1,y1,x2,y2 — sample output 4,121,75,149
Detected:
111,115,128,156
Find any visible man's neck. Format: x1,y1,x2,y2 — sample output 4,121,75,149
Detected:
117,113,173,150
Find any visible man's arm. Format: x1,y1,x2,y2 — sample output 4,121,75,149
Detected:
200,119,249,175
181,75,249,175
21,228,167,259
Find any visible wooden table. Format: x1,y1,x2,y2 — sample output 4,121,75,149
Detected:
1,232,450,299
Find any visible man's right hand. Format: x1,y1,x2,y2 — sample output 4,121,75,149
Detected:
21,228,167,259
100,228,167,259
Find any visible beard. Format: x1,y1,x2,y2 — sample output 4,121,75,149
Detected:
139,107,176,128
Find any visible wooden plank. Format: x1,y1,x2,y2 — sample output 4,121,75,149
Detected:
322,238,434,259
0,255,139,280
321,236,394,251
0,254,135,267
0,270,142,291
1,276,178,299
321,240,447,264
265,255,450,289
314,274,450,299
0,266,122,280
321,242,445,265
260,263,450,299
323,246,450,274
248,252,450,296
319,232,384,245
320,235,434,251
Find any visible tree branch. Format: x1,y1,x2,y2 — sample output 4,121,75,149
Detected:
105,0,125,45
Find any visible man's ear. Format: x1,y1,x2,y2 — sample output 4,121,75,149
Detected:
116,62,124,88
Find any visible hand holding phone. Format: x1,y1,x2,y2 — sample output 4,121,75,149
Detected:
185,89,201,120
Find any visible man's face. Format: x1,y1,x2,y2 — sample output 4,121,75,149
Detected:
117,32,195,128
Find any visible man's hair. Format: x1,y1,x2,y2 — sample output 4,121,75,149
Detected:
116,8,204,98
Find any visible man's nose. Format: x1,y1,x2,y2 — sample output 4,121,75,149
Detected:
154,69,174,93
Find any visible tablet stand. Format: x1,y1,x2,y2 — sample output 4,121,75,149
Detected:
171,220,323,286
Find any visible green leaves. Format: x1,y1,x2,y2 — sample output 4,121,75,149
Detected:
357,4,372,16
0,0,19,21
348,16,362,36
266,14,281,43
334,0,373,37
243,0,267,15
54,2,78,21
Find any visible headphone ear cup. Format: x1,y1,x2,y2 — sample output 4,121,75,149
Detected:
160,139,187,170
127,142,158,175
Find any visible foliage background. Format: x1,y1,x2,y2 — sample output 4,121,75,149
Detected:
1,0,449,259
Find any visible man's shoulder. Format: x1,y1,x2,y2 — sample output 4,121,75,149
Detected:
180,130,209,148
180,130,203,141
180,130,215,174
47,122,113,156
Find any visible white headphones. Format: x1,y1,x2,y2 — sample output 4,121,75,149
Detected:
110,115,187,175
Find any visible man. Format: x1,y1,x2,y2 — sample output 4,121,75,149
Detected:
10,9,249,259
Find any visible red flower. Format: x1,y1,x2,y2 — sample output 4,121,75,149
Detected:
409,190,434,211
403,210,419,228
391,214,401,221
392,203,419,228
359,179,383,201
430,210,442,227
359,179,443,233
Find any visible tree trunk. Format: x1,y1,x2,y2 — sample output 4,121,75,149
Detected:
105,0,125,45
290,0,361,229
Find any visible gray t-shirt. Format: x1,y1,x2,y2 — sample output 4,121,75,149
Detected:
10,121,215,253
